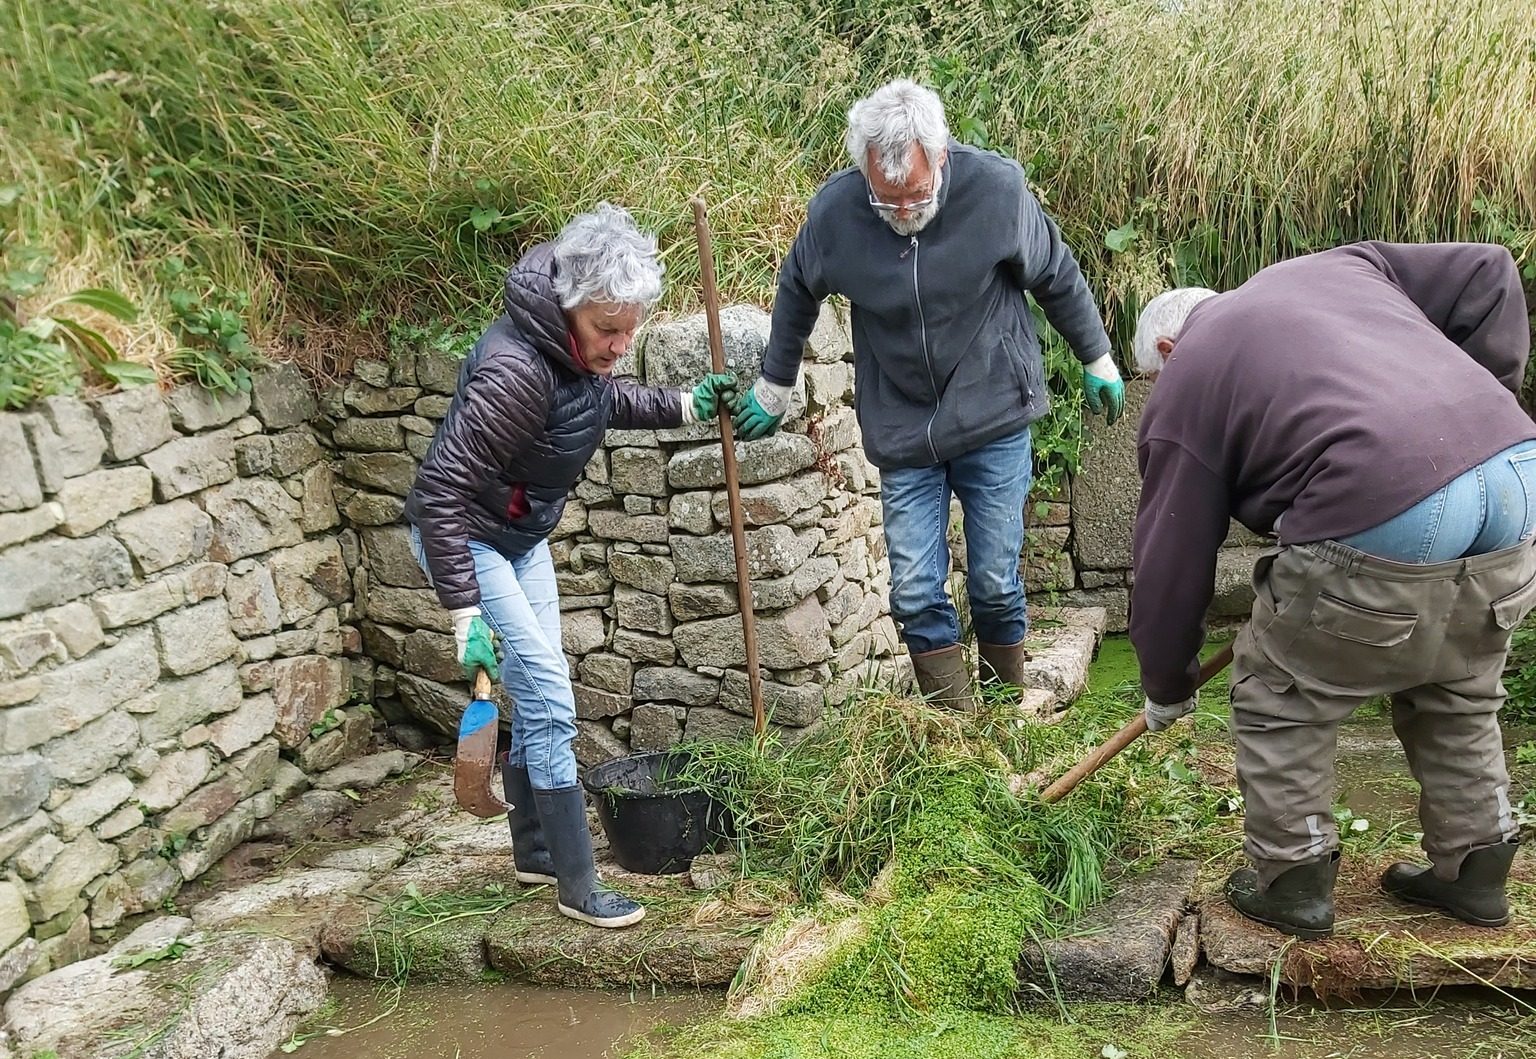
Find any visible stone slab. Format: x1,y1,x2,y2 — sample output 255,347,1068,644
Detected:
1017,859,1197,1003
485,888,766,988
190,867,373,953
2,928,326,1059
1200,851,1536,993
1016,606,1108,708
1070,379,1150,570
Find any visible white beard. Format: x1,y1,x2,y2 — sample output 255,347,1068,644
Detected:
877,167,943,236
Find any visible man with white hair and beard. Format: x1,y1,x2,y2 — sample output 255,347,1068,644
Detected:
1129,242,1536,939
733,79,1123,708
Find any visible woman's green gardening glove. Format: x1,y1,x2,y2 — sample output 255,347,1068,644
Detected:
1082,353,1125,426
685,372,738,422
731,376,793,440
449,607,502,681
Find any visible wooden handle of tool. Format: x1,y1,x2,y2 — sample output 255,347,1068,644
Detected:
1040,641,1235,803
473,667,492,701
692,196,766,737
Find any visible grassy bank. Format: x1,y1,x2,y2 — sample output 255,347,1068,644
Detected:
4,0,1533,426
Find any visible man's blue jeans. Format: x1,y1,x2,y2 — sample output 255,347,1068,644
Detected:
879,427,1034,653
1338,440,1536,563
410,527,578,790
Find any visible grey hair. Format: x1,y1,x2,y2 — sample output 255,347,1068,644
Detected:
551,202,664,311
1133,287,1218,374
844,79,949,183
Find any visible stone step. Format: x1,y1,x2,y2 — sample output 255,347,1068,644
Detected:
317,825,769,989
1200,849,1536,993
1017,859,1197,1003
1012,605,1107,720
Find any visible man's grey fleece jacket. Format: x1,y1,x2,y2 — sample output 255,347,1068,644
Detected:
759,142,1111,469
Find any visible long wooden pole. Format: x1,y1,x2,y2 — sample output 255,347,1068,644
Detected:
1040,641,1235,803
692,196,766,737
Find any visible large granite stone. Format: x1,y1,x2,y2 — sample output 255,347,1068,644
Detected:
113,498,212,574
91,385,174,461
1017,859,1197,1003
3,927,326,1058
201,478,304,562
1071,378,1150,570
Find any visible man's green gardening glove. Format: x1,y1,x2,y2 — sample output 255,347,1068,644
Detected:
1082,353,1125,427
732,377,794,440
685,372,738,422
449,607,502,681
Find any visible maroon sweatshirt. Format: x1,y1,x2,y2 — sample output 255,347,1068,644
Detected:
1131,242,1535,704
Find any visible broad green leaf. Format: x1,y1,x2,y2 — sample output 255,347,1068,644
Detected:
56,287,138,322
54,318,115,367
101,361,159,386
469,206,500,232
1104,222,1139,253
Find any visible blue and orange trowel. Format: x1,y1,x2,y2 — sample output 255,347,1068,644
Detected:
453,667,512,817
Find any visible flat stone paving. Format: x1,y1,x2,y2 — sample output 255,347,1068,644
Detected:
1199,849,1536,994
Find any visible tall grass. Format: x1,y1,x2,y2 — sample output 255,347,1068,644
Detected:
1035,0,1536,327
3,0,1533,440
11,0,1526,334
0,0,1078,328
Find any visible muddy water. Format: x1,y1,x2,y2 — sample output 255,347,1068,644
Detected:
279,978,1535,1059
1182,986,1536,1059
273,978,714,1059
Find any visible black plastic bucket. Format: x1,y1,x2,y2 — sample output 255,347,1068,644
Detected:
582,750,729,875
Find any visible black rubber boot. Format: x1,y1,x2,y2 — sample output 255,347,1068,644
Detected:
501,763,556,885
1226,852,1339,939
911,644,978,710
534,786,645,929
1381,841,1517,928
978,639,1032,686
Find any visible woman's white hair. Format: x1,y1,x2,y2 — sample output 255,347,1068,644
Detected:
844,79,949,183
1133,287,1218,374
551,202,664,311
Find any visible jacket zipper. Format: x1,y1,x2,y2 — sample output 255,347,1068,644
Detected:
904,235,940,464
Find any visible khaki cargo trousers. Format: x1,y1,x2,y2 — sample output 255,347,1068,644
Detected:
1231,538,1536,886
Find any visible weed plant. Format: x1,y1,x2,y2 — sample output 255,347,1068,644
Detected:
679,671,1242,1026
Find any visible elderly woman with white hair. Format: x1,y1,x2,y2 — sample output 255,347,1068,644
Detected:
1128,242,1536,940
404,203,734,928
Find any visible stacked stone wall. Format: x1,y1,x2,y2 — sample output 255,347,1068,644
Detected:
351,305,908,757
0,370,376,989
0,305,1261,991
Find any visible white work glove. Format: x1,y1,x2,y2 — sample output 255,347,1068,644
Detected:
450,605,501,679
1144,693,1197,732
1082,353,1126,426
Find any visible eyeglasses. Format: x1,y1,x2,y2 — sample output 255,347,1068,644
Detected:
867,187,936,214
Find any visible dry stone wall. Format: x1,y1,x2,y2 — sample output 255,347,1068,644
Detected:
0,369,384,990
0,302,1256,991
1058,379,1265,631
351,305,907,760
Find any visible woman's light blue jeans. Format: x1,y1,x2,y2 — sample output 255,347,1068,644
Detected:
410,527,578,790
1338,440,1536,563
878,427,1034,653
